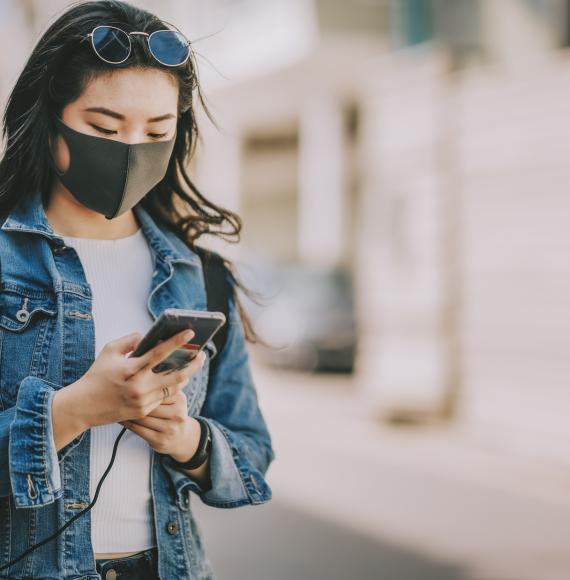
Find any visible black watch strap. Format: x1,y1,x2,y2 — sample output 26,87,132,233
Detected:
169,417,212,470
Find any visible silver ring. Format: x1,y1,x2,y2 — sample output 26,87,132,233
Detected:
162,386,170,400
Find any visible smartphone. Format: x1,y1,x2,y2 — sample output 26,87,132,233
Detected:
128,308,226,373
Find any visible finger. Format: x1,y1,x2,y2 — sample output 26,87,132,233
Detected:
145,328,195,370
164,350,206,377
127,328,195,375
128,372,187,411
150,362,196,395
158,350,205,378
149,380,188,408
161,371,191,393
124,420,160,440
147,347,205,381
109,332,145,355
144,406,176,419
126,416,166,432
157,398,178,405
147,395,187,417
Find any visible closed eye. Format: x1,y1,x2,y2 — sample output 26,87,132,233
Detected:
90,124,168,140
90,124,116,136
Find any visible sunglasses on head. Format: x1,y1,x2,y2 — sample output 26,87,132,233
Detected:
83,25,191,67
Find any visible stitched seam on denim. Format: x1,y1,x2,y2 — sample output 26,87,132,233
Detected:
210,419,253,503
58,297,64,397
62,445,69,572
213,423,270,503
29,317,50,378
0,333,4,413
38,316,54,377
249,473,263,496
0,283,56,301
180,507,198,572
42,387,52,496
6,494,12,573
201,497,251,508
26,504,38,575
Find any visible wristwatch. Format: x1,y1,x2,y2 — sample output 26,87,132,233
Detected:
169,417,212,470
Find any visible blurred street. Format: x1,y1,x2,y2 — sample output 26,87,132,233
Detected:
193,499,465,580
3,1,570,578
193,360,570,580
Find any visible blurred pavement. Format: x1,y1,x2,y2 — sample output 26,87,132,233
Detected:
193,498,466,580
192,359,570,580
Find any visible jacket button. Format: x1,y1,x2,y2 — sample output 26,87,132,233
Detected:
166,521,179,535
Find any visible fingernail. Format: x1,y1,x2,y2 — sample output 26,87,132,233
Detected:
183,329,194,340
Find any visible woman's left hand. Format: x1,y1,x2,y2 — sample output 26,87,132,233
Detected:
119,388,201,462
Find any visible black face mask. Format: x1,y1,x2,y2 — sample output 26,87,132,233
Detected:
49,115,176,219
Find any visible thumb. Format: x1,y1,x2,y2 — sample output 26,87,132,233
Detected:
113,332,145,355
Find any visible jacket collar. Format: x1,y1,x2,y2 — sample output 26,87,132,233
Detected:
0,190,201,268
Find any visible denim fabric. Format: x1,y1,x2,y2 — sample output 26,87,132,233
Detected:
0,189,275,579
96,547,159,580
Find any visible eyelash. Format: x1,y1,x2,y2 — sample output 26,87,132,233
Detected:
90,124,168,139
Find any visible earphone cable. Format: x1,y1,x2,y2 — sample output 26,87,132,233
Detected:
0,426,128,576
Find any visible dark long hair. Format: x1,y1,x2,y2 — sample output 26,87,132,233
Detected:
0,0,260,342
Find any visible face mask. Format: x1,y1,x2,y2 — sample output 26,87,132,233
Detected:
49,115,176,219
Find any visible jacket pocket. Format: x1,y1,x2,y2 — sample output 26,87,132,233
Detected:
0,285,57,331
0,286,58,404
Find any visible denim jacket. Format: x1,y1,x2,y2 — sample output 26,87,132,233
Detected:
0,189,275,579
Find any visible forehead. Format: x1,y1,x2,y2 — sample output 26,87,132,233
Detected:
72,68,179,117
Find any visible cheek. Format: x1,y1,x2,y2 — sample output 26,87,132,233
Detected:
52,134,70,172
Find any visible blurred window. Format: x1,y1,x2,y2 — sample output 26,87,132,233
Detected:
399,0,434,46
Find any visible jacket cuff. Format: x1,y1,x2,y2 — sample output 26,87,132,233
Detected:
162,417,272,509
9,376,64,508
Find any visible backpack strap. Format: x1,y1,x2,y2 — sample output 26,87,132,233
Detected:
194,246,231,374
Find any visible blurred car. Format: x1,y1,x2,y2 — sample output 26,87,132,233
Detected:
235,258,357,373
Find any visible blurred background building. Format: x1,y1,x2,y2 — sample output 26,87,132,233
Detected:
121,0,570,469
3,1,570,579
188,0,570,470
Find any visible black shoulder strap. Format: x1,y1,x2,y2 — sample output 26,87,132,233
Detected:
194,246,231,370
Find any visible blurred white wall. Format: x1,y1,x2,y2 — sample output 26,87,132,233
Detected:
192,0,570,468
356,0,570,467
3,0,570,469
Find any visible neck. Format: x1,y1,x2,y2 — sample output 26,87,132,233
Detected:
45,184,140,240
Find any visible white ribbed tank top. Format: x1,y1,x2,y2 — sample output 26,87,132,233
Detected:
60,227,157,553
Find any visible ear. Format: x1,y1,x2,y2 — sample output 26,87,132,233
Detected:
47,127,67,173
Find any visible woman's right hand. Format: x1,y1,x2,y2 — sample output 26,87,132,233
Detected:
70,327,205,428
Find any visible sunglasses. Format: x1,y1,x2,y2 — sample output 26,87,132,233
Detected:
83,25,191,67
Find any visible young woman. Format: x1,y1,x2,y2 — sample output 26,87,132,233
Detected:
0,1,275,579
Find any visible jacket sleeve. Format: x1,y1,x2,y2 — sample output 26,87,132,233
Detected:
161,285,276,509
0,376,80,508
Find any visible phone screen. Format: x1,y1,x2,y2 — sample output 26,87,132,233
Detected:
129,308,226,373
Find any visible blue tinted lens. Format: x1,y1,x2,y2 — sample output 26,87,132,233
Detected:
92,26,130,63
148,31,189,66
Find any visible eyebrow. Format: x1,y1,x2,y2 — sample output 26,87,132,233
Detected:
83,107,175,123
